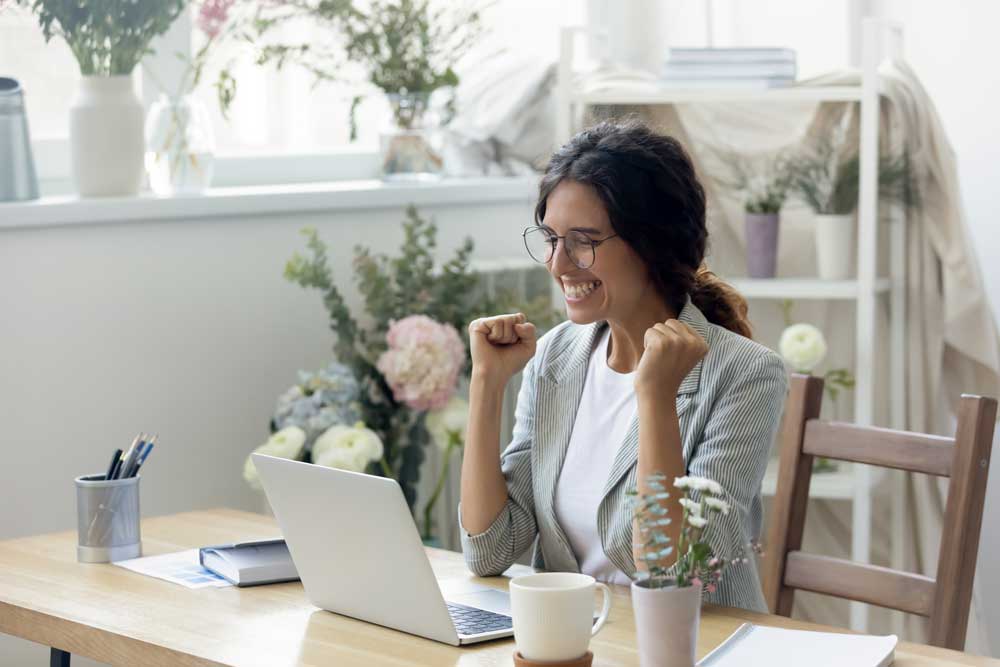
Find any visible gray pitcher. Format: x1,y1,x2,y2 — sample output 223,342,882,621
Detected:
0,77,40,202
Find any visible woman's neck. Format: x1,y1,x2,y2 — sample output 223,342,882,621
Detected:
605,296,677,373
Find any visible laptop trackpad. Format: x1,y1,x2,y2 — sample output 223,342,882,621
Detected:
446,589,512,616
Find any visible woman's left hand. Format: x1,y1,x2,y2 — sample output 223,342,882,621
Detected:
635,319,709,399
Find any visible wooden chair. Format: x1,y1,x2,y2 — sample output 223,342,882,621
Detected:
763,374,997,650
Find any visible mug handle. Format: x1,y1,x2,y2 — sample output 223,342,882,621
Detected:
591,582,612,636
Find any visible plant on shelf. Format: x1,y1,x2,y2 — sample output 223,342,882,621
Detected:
244,206,560,544
249,0,487,178
629,473,756,667
778,307,855,472
791,111,919,279
714,148,795,280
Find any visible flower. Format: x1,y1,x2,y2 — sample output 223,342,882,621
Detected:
273,362,362,446
779,323,828,373
426,395,468,451
243,426,306,491
197,0,235,40
674,476,723,496
312,422,384,473
688,515,708,528
679,497,701,516
704,497,731,515
376,315,465,411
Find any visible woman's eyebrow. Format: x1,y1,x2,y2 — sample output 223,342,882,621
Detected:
570,226,606,234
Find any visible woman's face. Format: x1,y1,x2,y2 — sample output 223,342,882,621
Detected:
540,180,655,325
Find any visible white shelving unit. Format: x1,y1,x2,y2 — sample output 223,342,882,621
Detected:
556,19,908,632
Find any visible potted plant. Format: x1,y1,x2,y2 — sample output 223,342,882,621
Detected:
251,0,485,180
792,117,918,280
717,150,794,279
630,474,749,667
15,0,186,196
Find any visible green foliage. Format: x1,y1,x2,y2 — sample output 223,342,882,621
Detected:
16,0,186,76
713,149,796,214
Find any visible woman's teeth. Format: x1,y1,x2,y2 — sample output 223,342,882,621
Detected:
564,280,601,299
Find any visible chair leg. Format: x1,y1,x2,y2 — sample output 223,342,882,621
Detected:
50,647,70,667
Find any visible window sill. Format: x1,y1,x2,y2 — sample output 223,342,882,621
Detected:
0,176,539,230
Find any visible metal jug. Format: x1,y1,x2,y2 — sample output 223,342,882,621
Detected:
0,77,40,202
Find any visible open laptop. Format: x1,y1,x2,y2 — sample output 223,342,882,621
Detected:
252,453,514,645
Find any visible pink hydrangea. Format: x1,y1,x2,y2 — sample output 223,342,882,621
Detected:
197,0,235,39
376,315,465,411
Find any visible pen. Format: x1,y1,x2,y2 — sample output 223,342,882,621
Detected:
104,448,123,480
125,434,157,478
131,441,155,477
116,433,144,480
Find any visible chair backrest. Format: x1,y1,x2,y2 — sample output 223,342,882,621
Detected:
763,374,997,650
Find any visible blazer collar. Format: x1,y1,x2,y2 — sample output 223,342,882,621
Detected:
540,297,710,396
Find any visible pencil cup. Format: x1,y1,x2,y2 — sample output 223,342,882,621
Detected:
75,474,142,563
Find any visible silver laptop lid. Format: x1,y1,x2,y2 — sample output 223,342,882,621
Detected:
252,454,459,645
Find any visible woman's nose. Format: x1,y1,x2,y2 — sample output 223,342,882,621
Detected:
548,237,576,276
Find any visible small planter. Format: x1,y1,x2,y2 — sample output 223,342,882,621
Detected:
69,75,145,197
744,212,780,279
380,92,443,181
631,580,701,667
814,213,855,280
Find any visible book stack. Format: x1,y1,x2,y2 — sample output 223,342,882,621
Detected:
662,47,797,89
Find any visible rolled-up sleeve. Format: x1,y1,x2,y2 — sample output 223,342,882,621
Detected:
685,350,788,610
459,353,540,577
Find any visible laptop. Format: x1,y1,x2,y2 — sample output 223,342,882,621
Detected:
252,453,515,645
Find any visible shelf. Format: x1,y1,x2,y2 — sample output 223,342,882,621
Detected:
573,84,867,106
761,459,856,501
727,278,891,300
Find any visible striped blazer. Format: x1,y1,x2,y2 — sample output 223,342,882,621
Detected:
459,299,788,612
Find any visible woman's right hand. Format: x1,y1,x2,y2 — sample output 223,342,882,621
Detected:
468,313,537,386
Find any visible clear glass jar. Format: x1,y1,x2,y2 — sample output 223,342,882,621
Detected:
144,93,215,195
380,91,444,182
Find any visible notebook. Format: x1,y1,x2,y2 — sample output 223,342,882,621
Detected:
698,623,897,667
198,538,299,587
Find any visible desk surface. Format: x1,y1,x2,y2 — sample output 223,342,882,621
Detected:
0,508,996,667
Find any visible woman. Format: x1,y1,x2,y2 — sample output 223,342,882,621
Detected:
459,119,787,612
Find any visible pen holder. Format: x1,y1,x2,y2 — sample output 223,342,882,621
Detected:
75,473,142,563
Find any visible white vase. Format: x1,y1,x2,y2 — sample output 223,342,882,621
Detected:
70,75,145,197
631,580,701,667
814,213,856,280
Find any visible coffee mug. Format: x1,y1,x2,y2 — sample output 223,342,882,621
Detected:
509,572,612,662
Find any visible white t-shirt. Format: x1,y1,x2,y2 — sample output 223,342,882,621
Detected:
553,328,636,586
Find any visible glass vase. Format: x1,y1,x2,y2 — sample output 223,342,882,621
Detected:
380,92,444,182
144,93,215,195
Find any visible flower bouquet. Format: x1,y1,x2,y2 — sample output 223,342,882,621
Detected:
245,206,558,542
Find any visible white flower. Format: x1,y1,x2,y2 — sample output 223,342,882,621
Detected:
679,498,702,516
687,515,708,528
243,426,307,491
312,422,384,473
426,396,469,451
779,323,827,373
674,476,723,496
704,497,731,515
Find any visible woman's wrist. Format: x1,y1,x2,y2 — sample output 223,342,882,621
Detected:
471,366,509,392
635,379,679,405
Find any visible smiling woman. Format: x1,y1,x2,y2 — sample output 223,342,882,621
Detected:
459,119,788,612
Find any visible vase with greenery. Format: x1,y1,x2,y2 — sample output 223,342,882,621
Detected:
717,150,795,279
253,206,559,543
629,474,751,667
251,0,485,180
792,116,918,279
15,0,186,196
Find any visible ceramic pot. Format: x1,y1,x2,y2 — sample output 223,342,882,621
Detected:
631,580,701,667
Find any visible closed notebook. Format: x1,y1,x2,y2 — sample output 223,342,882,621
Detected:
698,623,897,667
198,538,299,587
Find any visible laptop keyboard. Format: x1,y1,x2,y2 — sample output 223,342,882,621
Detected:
447,602,513,635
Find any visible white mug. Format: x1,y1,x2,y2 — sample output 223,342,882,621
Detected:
509,572,612,662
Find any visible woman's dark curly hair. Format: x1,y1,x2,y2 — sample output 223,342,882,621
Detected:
534,118,751,338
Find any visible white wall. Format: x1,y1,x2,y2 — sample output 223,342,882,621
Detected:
0,197,534,665
874,0,1000,654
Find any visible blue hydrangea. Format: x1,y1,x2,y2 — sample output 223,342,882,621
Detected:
273,362,362,447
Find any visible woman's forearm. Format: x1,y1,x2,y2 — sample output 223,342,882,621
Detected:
459,371,510,534
635,392,686,570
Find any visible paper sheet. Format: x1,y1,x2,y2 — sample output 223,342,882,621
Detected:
113,549,232,589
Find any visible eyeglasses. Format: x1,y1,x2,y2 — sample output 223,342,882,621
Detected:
522,226,619,270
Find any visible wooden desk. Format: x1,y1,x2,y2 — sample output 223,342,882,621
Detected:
0,509,996,666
